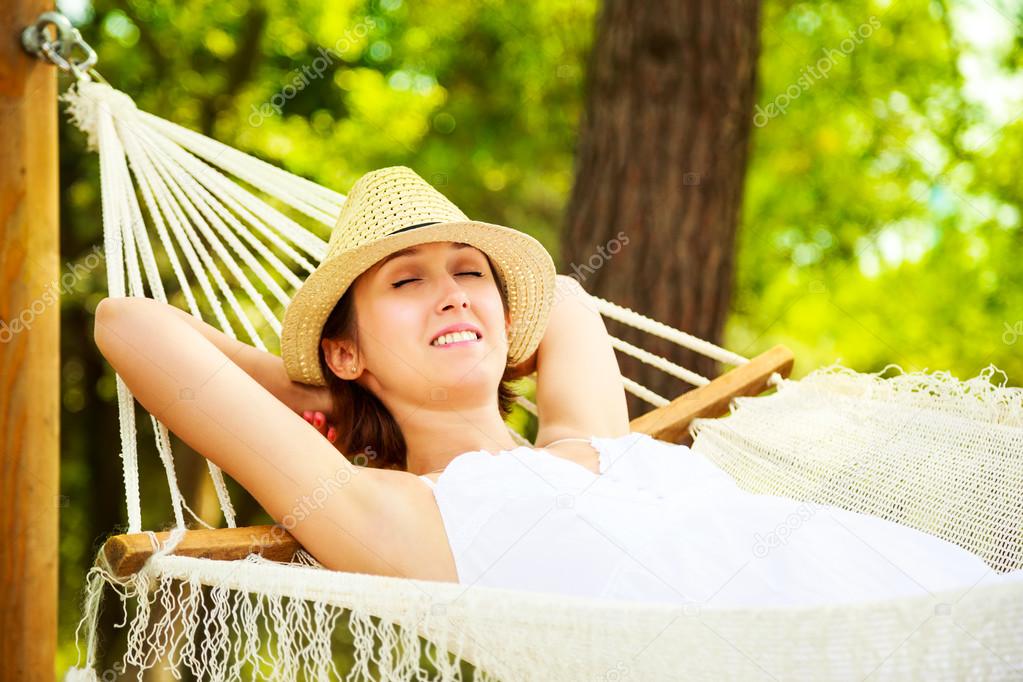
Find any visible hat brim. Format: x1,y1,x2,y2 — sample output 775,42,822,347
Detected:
280,221,556,386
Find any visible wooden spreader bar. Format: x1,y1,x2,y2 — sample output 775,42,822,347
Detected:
102,525,303,578
630,344,793,445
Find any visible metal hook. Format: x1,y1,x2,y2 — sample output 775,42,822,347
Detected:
21,11,76,59
21,10,102,83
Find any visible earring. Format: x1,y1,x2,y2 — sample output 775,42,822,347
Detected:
350,366,357,373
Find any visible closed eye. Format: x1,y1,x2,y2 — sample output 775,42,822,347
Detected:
391,271,485,288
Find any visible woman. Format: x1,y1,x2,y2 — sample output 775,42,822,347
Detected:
94,166,1012,608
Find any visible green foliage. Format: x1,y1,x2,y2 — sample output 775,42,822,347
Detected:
735,0,1023,384
52,0,1023,675
54,0,598,674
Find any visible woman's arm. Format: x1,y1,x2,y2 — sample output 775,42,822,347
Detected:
150,299,331,416
532,275,630,445
92,296,423,577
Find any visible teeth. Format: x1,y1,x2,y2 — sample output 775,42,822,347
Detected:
432,330,479,346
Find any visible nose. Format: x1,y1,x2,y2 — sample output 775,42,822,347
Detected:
437,274,470,312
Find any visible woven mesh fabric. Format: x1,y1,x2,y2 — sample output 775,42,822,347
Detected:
690,363,1023,573
60,80,1023,682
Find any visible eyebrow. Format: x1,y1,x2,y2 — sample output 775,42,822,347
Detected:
378,242,474,269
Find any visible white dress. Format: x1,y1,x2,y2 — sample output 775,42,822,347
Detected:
419,431,1021,608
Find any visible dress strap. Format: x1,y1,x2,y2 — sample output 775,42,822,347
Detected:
419,475,436,490
543,437,593,447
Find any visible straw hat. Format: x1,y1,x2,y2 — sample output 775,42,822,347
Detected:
280,166,556,386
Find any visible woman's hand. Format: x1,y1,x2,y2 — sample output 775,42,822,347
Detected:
291,382,334,417
301,410,337,444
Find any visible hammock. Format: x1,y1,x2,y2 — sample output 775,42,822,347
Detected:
51,59,1023,682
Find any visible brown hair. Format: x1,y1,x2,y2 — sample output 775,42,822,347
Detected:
317,254,519,471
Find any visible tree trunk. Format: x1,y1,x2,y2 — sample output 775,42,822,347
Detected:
562,0,762,418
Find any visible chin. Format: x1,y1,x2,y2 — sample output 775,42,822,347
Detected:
434,364,502,390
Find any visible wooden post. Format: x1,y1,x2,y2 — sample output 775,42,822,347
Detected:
0,2,60,679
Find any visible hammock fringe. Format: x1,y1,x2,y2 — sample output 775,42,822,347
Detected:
58,79,1023,681
64,550,1023,681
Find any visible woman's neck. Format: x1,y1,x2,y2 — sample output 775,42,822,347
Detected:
394,401,518,475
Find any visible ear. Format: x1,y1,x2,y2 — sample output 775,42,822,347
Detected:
321,337,361,380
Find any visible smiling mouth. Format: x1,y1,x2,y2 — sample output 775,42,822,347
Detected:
431,339,480,349
429,333,480,349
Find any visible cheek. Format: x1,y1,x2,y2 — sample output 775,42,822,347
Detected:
359,301,421,358
480,294,509,340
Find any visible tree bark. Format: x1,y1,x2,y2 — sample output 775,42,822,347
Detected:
562,0,762,417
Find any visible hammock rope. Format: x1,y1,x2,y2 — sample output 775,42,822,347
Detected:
65,78,756,534
47,67,1022,682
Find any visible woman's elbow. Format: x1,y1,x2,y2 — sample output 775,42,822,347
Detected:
93,296,135,358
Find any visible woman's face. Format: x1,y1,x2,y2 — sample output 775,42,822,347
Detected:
337,241,510,406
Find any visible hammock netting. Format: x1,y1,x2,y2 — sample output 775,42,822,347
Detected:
61,80,1023,681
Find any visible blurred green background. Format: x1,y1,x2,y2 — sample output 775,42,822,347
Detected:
51,0,1022,677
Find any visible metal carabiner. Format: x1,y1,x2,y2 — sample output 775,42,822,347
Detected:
21,10,102,83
